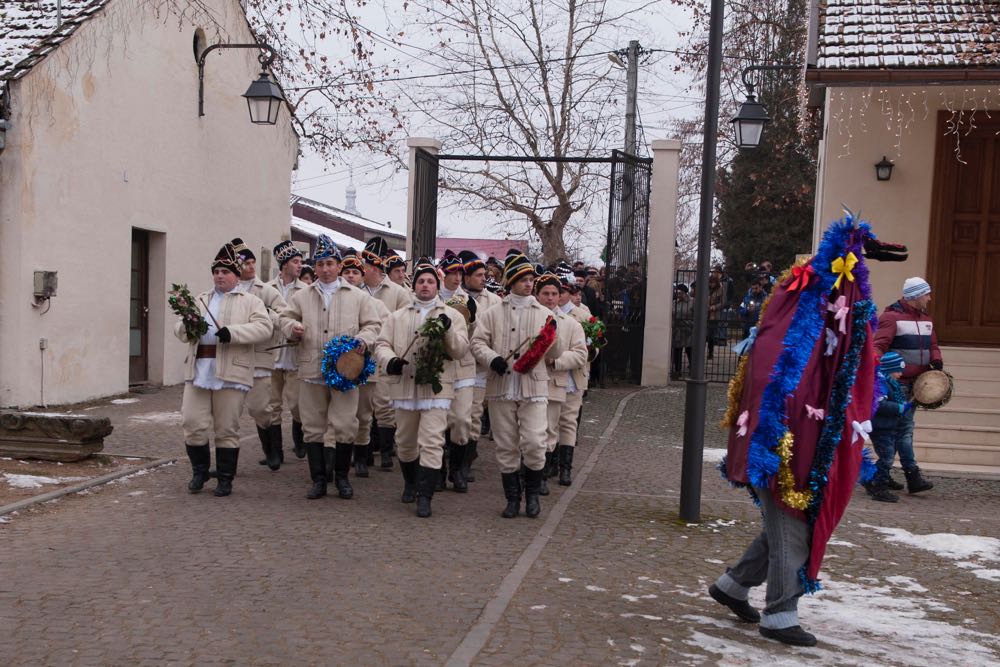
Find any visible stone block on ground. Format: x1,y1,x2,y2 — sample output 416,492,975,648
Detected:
0,412,112,462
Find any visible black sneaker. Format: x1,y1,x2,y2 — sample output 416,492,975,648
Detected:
760,625,817,647
708,584,760,623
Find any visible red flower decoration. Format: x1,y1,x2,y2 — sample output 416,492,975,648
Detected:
513,316,558,374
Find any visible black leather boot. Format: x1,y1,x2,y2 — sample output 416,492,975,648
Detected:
500,471,521,518
399,459,418,503
481,408,491,437
438,437,450,491
334,442,354,499
886,474,904,491
379,426,395,469
292,420,306,458
557,444,574,486
185,444,211,493
864,481,899,503
257,425,273,467
464,439,478,482
542,450,556,479
213,448,239,497
415,465,437,518
905,467,934,494
305,443,327,499
449,442,468,492
324,446,335,485
269,423,284,465
354,444,370,478
523,467,543,518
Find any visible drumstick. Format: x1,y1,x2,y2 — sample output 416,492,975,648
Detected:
199,297,222,329
398,332,421,361
503,334,533,362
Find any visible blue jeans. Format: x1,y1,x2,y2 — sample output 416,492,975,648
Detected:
871,405,917,484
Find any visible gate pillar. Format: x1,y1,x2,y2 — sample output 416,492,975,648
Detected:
405,137,442,263
641,139,682,386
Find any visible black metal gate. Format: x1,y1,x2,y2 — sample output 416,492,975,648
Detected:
411,149,439,260
600,150,653,385
672,268,746,383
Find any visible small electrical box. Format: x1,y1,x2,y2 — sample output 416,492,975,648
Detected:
33,271,58,299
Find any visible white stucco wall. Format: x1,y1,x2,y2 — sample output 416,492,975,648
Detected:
813,84,980,309
0,0,299,407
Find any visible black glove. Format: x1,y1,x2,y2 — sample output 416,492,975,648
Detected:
490,356,508,375
466,296,477,322
216,327,232,344
437,313,452,331
929,359,943,371
386,357,408,375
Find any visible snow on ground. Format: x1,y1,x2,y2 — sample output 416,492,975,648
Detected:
681,576,999,666
702,448,727,463
4,473,88,489
861,524,1000,582
129,411,182,424
110,398,140,405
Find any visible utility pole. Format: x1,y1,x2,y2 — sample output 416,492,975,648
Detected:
623,39,640,156
679,0,724,523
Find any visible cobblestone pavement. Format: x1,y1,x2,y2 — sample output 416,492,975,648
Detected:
1,384,998,665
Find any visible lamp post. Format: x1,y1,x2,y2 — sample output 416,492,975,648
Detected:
198,42,284,125
731,64,801,149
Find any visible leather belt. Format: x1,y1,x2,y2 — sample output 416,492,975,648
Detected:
196,345,217,359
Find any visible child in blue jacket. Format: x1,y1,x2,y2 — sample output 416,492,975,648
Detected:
865,352,914,502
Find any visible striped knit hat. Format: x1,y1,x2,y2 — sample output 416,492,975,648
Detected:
534,271,562,293
458,250,485,274
902,277,931,299
439,249,464,274
503,248,535,288
340,249,365,274
880,351,905,374
411,257,439,287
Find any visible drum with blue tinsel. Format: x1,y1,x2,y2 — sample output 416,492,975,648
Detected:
321,335,376,392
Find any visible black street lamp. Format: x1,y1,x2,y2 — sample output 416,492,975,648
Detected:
731,64,800,148
875,156,894,181
198,42,284,125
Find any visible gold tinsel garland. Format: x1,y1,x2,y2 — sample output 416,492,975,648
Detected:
719,264,797,429
776,430,813,511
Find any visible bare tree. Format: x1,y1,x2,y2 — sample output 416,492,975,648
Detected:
395,0,656,264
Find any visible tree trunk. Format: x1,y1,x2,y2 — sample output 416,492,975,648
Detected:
536,223,567,265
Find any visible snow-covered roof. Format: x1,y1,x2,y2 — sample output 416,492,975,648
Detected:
1,0,111,101
291,195,403,237
814,0,1000,70
290,216,406,258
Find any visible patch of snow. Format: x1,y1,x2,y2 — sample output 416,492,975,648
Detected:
111,398,140,405
861,524,1000,563
956,563,1000,582
530,605,546,611
620,613,663,621
828,539,856,547
127,490,146,497
0,515,10,523
704,558,724,564
886,576,928,593
702,448,727,463
4,473,87,489
129,411,183,424
629,643,645,653
707,519,737,528
585,585,607,592
558,577,574,583
622,595,640,602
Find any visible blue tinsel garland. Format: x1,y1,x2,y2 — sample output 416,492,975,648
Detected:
745,217,858,489
321,335,376,392
796,298,876,594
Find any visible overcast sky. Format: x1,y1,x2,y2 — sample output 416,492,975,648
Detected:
290,1,699,263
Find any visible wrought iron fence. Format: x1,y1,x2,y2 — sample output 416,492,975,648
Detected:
671,269,763,383
600,151,653,385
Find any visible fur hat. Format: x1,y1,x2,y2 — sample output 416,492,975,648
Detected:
363,236,390,268
273,240,303,268
314,234,342,261
212,242,244,275
503,248,535,288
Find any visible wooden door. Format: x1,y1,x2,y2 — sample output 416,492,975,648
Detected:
129,229,149,384
928,112,1000,346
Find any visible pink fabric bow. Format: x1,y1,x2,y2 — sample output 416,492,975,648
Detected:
737,411,749,437
828,296,849,335
824,327,838,356
806,405,825,420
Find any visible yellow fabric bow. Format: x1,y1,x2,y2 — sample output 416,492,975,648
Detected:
831,252,858,291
